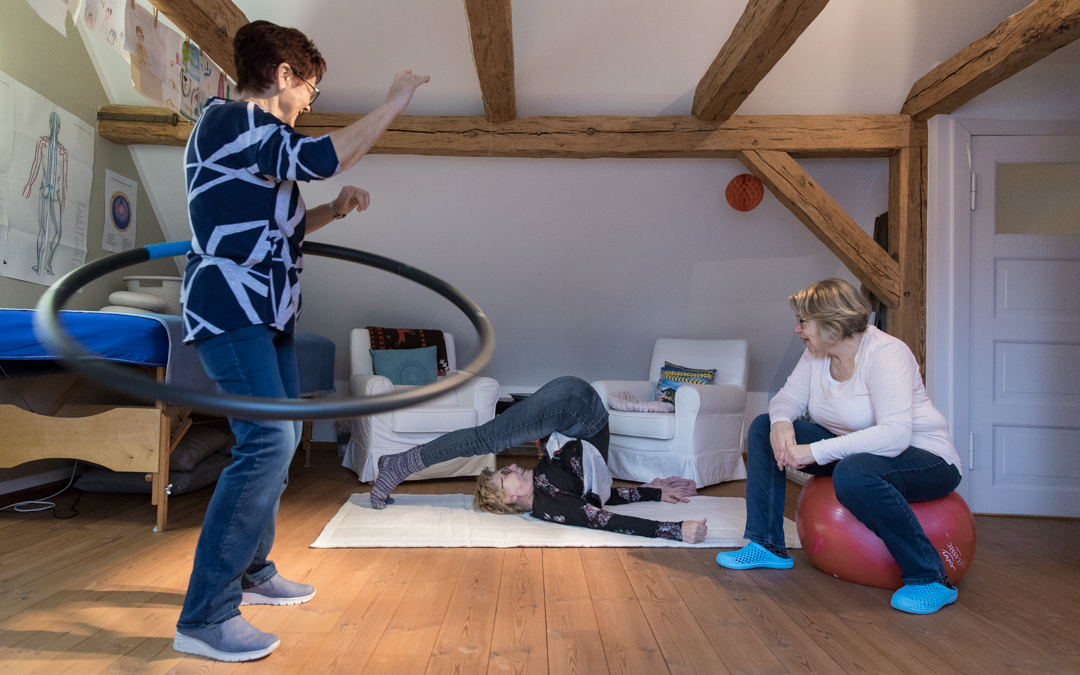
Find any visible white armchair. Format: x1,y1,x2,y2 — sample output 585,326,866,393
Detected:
591,338,749,487
343,328,500,482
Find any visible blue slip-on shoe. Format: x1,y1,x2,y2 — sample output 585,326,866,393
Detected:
173,615,279,662
890,582,958,614
241,574,316,606
716,542,794,570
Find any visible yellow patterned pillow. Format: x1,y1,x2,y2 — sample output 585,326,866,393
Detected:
656,362,716,405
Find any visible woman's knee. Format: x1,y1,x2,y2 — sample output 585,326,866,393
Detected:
831,455,881,505
747,414,772,454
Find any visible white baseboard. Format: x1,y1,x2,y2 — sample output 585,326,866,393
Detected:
0,465,76,496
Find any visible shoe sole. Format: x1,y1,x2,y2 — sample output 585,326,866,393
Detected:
241,589,316,606
173,631,280,662
890,594,957,614
716,557,794,570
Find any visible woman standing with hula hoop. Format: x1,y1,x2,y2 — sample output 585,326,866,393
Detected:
172,20,428,662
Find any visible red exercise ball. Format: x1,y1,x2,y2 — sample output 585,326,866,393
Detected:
725,173,765,212
796,476,976,590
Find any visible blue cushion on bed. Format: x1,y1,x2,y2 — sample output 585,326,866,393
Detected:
370,346,438,386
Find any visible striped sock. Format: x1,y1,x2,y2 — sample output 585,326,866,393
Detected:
370,446,426,509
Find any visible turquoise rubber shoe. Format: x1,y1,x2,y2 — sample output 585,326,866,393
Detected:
716,542,794,570
890,582,958,614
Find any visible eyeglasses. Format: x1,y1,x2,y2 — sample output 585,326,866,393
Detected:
287,65,320,105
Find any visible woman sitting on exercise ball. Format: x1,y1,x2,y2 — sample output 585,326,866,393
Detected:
716,278,963,614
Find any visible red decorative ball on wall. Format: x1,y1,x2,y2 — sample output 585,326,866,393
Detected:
725,173,765,212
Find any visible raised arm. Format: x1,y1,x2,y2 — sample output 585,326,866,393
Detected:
327,70,429,172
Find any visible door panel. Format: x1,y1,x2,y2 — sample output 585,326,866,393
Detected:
969,135,1080,516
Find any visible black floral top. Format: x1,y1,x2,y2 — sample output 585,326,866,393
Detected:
530,440,684,541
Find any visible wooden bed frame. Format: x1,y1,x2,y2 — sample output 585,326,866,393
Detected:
0,366,192,532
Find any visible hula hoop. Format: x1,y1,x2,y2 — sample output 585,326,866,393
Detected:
33,240,495,421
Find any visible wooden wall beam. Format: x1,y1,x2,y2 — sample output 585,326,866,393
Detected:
463,0,516,122
98,106,923,158
738,149,901,307
902,0,1080,121
145,0,249,81
694,0,831,122
887,128,929,372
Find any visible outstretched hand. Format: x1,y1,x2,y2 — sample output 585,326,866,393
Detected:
682,518,708,544
384,69,430,114
332,185,370,217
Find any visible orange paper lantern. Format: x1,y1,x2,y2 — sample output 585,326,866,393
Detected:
726,174,764,212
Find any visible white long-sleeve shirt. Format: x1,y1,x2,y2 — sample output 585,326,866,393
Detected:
769,326,961,470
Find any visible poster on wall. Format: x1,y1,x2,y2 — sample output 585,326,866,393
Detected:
25,0,71,37
82,0,126,55
0,71,93,286
101,170,136,252
124,1,166,105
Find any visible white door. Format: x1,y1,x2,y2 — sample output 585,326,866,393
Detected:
968,135,1080,516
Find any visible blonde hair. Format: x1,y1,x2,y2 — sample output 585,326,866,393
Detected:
473,467,529,515
789,278,871,345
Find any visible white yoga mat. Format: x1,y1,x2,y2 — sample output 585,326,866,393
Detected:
311,493,801,549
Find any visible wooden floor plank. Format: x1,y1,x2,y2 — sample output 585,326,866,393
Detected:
544,548,610,675
579,548,671,675
426,547,504,675
616,548,731,675
364,548,468,673
694,551,848,674
300,547,428,675
487,547,547,675
658,548,788,675
1,444,1077,675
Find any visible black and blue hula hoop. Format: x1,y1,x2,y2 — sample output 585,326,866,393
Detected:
33,240,495,421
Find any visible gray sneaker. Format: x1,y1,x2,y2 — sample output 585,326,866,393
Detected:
173,615,279,662
241,573,316,606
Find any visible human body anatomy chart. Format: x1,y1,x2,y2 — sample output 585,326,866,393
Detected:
0,71,93,286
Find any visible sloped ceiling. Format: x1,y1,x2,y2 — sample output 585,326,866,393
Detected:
231,0,1080,119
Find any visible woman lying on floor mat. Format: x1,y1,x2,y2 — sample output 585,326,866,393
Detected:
370,375,709,543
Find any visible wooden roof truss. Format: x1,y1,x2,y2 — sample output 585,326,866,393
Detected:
112,0,1080,368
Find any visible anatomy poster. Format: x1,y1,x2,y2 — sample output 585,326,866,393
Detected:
101,170,135,252
0,71,93,286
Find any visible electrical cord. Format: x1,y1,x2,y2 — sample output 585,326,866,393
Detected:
0,460,80,516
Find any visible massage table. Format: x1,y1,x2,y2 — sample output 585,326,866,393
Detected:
0,308,335,532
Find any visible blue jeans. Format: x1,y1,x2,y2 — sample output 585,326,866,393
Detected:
419,376,609,466
177,325,302,630
744,413,962,585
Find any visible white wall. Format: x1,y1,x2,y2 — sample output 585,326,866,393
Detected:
129,146,882,392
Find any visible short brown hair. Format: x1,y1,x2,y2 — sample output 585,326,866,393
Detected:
789,278,871,344
473,467,529,515
233,20,327,95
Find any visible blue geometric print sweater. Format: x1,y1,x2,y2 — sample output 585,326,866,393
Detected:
180,98,340,343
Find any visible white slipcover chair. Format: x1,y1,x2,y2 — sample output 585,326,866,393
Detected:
591,338,749,487
344,328,500,482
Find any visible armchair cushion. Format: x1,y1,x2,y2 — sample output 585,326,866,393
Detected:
608,411,676,440
371,346,438,385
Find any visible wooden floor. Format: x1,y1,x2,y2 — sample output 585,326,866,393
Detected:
2,443,1079,675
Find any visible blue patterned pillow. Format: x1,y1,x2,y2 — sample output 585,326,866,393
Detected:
370,346,438,386
656,361,716,405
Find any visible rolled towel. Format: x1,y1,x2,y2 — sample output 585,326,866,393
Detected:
107,290,170,313
608,391,675,413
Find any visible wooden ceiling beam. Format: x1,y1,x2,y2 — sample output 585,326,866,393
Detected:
693,0,831,122
902,0,1080,121
144,0,249,81
738,149,901,307
463,0,516,122
98,106,922,158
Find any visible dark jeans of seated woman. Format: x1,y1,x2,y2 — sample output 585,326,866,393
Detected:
744,413,962,585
